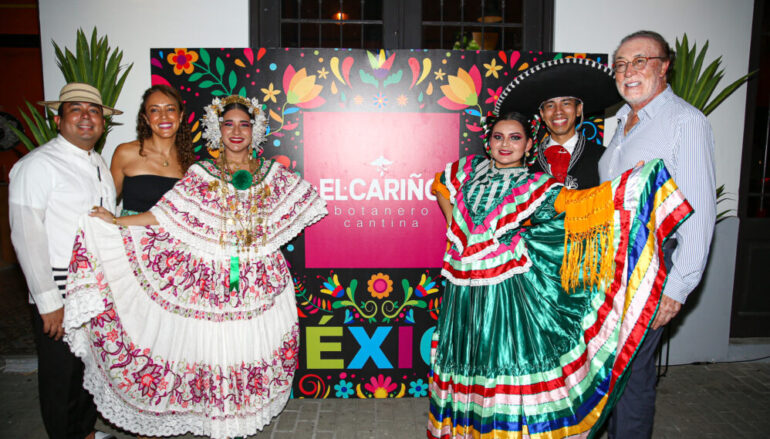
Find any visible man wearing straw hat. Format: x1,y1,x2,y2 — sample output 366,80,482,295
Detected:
9,82,119,439
494,57,621,189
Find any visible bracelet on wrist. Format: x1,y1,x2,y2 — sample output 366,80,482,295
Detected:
112,216,118,225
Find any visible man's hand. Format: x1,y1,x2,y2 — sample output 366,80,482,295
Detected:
651,295,682,330
41,307,65,341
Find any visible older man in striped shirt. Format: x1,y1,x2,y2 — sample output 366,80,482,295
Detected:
598,30,716,439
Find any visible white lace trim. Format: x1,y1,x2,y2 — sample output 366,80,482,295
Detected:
445,229,465,256
150,163,327,260
459,239,500,263
63,283,107,345
67,301,294,437
441,255,533,287
63,220,120,339
74,344,291,439
444,160,459,204
263,192,327,254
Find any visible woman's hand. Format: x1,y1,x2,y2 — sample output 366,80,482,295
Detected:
90,206,116,224
89,208,158,227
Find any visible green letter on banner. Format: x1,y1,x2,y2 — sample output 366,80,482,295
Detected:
306,326,344,369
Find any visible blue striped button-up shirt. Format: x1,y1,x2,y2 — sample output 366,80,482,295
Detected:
598,86,716,304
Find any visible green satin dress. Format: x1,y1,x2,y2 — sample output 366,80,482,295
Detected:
428,155,692,439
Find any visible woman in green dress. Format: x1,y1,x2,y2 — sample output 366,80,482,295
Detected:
428,111,692,439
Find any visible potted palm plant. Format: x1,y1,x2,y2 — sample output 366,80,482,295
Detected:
10,27,132,153
669,33,756,221
665,33,755,365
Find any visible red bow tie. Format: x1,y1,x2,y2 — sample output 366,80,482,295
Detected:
544,144,571,183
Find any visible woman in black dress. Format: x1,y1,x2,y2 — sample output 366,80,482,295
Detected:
111,84,195,214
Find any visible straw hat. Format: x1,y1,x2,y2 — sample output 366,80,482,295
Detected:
38,82,122,116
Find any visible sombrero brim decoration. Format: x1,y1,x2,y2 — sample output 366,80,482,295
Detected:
38,82,122,116
493,57,621,117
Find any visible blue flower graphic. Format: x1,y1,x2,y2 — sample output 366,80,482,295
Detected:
408,378,428,397
334,379,355,398
373,92,388,109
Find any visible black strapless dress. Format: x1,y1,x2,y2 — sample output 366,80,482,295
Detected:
121,174,179,215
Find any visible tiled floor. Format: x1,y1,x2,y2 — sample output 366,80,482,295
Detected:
2,361,769,438
3,264,769,438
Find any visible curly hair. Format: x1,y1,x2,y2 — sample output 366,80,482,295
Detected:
136,85,195,172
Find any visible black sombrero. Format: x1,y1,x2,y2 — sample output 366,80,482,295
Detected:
493,57,621,116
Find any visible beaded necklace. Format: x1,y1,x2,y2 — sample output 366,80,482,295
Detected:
208,153,272,292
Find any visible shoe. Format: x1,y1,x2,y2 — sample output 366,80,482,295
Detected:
95,432,117,439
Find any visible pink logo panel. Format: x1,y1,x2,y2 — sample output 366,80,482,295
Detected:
304,112,459,268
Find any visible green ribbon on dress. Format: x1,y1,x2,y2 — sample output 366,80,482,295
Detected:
229,252,240,292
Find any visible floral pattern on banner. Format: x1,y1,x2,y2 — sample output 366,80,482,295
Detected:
150,47,607,398
151,48,606,160
295,271,440,325
310,271,440,324
299,372,431,399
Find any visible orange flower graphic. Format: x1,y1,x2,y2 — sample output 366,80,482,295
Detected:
367,273,393,299
167,48,198,75
438,65,482,110
283,66,325,109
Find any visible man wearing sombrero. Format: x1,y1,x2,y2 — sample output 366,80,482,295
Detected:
9,82,119,439
494,57,621,189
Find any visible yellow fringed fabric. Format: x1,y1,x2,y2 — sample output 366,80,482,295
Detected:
553,181,615,293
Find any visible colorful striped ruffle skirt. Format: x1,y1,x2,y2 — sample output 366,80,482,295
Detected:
428,160,692,438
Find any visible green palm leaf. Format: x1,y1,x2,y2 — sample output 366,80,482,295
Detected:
14,27,133,152
13,103,57,151
671,34,757,223
672,33,756,116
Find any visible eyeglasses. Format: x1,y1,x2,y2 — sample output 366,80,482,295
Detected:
613,56,666,73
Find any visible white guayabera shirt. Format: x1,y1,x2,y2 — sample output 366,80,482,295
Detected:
9,134,116,314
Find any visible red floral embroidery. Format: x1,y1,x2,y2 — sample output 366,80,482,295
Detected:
133,361,164,397
69,233,90,273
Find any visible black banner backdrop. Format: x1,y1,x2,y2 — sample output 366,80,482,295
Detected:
152,48,606,399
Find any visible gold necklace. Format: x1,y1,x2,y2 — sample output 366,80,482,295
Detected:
216,154,268,248
146,142,172,167
159,149,172,167
227,160,252,173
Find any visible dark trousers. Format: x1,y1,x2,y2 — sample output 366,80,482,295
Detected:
607,242,677,439
33,309,97,439
607,326,664,438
